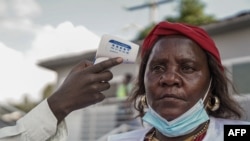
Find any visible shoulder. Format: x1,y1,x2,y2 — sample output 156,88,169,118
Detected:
211,116,250,125
209,116,250,132
202,116,250,141
108,128,151,141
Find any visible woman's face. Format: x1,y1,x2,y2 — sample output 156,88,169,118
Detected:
144,36,210,121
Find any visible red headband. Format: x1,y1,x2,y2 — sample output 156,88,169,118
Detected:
141,21,223,70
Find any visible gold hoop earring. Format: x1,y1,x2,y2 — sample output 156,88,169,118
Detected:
207,96,220,111
140,95,147,108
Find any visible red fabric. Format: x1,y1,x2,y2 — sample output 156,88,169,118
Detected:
194,131,207,141
141,21,223,70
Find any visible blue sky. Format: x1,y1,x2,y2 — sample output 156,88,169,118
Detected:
0,0,249,103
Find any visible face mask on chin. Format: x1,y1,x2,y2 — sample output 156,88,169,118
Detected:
142,79,212,137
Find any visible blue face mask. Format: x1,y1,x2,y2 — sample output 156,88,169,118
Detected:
142,80,211,137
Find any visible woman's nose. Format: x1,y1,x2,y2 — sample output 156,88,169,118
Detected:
159,71,181,87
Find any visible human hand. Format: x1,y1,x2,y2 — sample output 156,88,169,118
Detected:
47,57,123,123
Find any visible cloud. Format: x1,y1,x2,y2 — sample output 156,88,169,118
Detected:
11,0,41,18
0,0,41,18
0,18,40,34
0,42,56,104
0,0,41,33
0,0,7,17
0,0,42,52
1,0,41,33
26,21,100,61
0,21,101,103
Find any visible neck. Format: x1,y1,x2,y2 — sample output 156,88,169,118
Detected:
154,120,209,141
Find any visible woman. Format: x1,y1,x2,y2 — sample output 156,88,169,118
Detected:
108,22,250,141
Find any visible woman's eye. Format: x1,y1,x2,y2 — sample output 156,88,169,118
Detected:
152,65,165,72
182,65,195,73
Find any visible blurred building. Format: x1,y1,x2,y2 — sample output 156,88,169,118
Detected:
200,11,250,122
38,11,250,141
201,11,250,95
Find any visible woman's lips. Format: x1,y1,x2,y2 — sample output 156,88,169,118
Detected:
159,93,183,101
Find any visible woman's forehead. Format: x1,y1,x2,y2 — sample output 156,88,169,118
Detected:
150,36,207,61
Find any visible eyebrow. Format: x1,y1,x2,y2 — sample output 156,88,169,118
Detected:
149,58,168,64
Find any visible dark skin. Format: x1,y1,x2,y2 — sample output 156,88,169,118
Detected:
144,36,211,140
47,57,123,124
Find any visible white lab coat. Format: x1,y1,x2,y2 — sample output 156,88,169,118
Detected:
0,100,67,141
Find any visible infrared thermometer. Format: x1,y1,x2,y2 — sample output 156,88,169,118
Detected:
94,34,139,64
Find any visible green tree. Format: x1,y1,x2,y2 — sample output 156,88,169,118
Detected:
167,0,216,25
41,83,55,100
135,0,216,40
12,94,38,113
12,83,55,113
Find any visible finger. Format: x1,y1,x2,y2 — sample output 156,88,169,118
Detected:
89,70,113,83
88,82,111,92
75,60,93,71
71,60,93,72
82,93,105,107
100,70,113,82
79,71,113,85
86,57,123,73
93,93,105,103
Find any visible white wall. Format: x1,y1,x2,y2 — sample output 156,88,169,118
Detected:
211,27,250,60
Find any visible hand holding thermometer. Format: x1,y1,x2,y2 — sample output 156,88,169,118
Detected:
94,34,139,64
